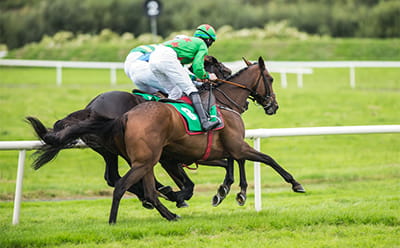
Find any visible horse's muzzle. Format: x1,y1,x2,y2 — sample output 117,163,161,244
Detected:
265,104,278,115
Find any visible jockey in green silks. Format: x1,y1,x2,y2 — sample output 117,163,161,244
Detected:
149,24,220,131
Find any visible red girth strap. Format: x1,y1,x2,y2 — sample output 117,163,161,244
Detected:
181,131,214,170
201,130,214,161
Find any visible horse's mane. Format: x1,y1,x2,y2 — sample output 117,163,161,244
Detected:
226,62,257,81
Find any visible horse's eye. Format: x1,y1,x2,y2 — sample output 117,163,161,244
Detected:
270,77,274,83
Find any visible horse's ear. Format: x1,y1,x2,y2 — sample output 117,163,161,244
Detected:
210,55,218,63
242,57,252,66
205,55,217,62
258,56,265,70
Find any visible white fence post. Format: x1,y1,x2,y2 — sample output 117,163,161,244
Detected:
253,137,262,212
297,71,303,88
56,64,62,86
350,65,356,88
280,72,288,88
12,150,26,225
110,66,117,86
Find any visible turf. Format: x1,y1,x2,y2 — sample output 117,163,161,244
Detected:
0,65,399,247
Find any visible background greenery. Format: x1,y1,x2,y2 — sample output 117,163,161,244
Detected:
4,28,400,62
1,0,400,49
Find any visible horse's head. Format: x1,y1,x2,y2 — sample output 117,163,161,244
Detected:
204,55,232,80
247,57,278,115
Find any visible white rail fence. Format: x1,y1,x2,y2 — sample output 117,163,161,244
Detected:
2,59,400,88
230,60,400,88
265,61,400,89
1,125,399,225
0,59,313,88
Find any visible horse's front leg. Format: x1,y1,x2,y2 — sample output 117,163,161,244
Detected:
212,159,233,206
238,144,305,193
236,159,248,206
197,159,234,206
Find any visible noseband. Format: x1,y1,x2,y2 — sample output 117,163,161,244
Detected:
249,70,275,110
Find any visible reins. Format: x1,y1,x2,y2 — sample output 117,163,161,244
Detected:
211,68,274,112
214,78,249,90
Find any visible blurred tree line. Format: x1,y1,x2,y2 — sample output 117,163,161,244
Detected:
1,0,399,49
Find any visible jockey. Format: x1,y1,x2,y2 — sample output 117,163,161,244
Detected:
124,44,170,95
149,24,220,131
124,34,191,96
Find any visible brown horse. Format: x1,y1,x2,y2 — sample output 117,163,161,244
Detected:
26,55,248,207
43,56,305,222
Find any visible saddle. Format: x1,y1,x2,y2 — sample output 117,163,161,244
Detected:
132,89,223,134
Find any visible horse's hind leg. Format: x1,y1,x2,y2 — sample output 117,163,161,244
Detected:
142,169,179,221
109,164,150,224
236,159,248,206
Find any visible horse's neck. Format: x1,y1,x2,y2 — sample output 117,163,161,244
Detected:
215,67,256,113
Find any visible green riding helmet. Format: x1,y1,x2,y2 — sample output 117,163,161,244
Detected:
194,24,217,41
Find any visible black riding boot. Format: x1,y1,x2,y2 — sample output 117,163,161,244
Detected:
189,92,220,131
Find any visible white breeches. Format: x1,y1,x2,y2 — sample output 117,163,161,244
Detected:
124,52,167,94
149,45,197,99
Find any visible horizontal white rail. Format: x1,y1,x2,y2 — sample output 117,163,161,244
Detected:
227,60,400,89
3,59,398,89
245,125,400,138
2,125,399,224
2,59,399,69
0,59,122,69
0,140,86,150
266,61,400,68
0,59,312,88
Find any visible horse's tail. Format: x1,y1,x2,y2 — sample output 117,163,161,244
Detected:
33,111,124,168
26,116,51,141
26,111,123,170
25,116,66,170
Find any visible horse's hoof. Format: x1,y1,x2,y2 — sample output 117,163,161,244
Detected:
292,184,306,193
142,200,155,209
236,192,247,206
212,194,223,207
176,201,189,208
218,185,230,198
169,214,181,221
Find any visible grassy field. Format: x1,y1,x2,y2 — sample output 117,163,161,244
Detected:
0,64,399,247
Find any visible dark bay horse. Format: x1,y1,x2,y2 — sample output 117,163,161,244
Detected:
27,55,248,207
41,57,305,222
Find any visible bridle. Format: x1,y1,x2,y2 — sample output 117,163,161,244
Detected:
213,64,275,112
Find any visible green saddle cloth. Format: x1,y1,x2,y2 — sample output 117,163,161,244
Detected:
134,92,220,133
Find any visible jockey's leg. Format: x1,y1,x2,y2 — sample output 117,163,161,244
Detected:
189,91,220,131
